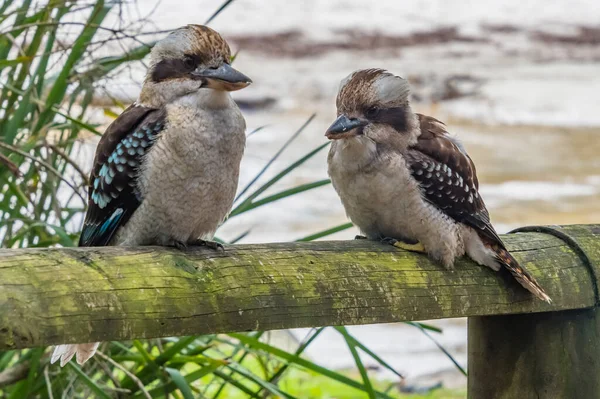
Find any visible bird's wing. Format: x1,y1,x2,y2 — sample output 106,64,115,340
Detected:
79,104,166,247
405,114,504,246
405,114,550,302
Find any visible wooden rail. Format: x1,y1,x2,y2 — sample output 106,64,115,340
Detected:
1,224,599,398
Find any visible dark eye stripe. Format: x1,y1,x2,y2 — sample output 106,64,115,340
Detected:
151,59,190,82
367,106,408,132
151,54,204,83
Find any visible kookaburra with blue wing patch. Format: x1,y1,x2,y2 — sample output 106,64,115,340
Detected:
51,25,251,366
326,69,550,303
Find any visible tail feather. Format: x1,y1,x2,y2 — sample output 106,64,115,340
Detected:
492,245,552,303
51,343,99,367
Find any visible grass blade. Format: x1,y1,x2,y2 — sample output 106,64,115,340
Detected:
251,327,325,398
229,333,395,399
234,114,316,203
336,327,376,399
34,0,112,131
334,326,404,380
226,361,298,399
231,141,329,216
213,370,256,396
0,56,33,69
410,323,467,376
212,331,265,399
135,362,222,398
121,336,198,392
228,228,252,244
407,321,443,334
205,0,237,24
296,222,354,241
165,367,195,399
66,363,112,399
230,179,330,217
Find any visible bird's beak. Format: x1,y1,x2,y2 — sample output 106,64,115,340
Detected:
325,114,368,140
192,63,252,91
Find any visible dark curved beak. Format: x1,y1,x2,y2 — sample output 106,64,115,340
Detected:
192,63,252,91
325,114,368,139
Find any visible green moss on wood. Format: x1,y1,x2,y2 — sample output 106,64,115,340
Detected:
0,224,598,350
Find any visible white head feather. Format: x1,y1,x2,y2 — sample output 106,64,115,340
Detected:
372,73,410,104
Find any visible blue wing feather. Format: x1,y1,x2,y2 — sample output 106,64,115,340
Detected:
79,105,166,247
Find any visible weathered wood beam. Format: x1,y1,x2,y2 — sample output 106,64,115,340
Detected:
468,307,600,398
1,224,599,350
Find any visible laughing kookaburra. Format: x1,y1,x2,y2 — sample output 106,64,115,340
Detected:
51,25,251,366
326,69,550,303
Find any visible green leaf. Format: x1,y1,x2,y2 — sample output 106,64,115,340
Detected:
230,142,329,217
336,327,376,399
213,370,256,396
122,336,198,392
66,362,112,399
410,322,467,376
335,326,404,380
0,56,34,69
166,367,195,399
251,327,325,398
35,0,113,131
229,333,396,399
212,332,265,399
225,361,298,399
136,362,222,399
231,179,330,216
0,350,15,370
407,321,443,334
205,0,237,24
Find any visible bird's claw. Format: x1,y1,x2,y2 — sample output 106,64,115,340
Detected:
381,237,426,253
173,240,187,251
190,239,224,251
354,235,367,240
171,239,224,251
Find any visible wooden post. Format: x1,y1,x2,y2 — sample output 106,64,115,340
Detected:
468,307,600,398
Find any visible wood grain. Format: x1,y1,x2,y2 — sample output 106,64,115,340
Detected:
1,224,598,350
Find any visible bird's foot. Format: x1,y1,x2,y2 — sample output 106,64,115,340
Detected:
381,237,426,253
189,239,224,251
172,240,188,251
354,235,367,240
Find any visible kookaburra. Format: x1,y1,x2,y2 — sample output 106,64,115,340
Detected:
326,69,550,303
51,25,251,366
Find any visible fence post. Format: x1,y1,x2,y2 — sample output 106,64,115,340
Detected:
467,307,600,398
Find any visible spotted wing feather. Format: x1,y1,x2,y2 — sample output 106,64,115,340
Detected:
406,114,503,246
79,105,166,246
407,114,550,301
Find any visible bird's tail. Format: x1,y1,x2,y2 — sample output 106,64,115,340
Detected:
489,243,552,303
51,342,99,367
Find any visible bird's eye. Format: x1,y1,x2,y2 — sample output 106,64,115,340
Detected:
183,56,196,69
365,107,379,119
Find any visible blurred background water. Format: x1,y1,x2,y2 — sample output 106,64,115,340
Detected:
69,0,600,388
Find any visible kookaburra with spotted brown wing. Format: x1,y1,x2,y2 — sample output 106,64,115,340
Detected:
51,25,251,367
326,68,550,303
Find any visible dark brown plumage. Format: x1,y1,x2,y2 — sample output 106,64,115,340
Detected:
406,115,549,302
